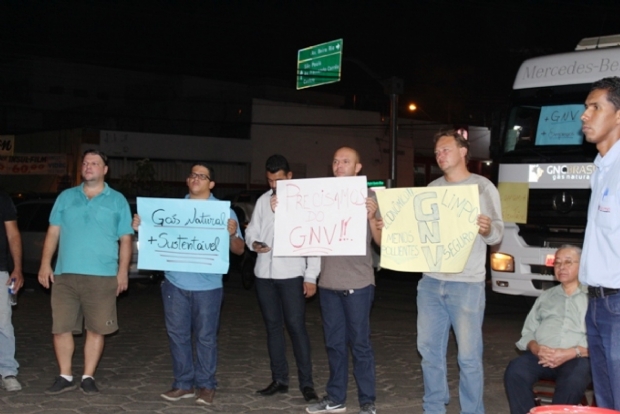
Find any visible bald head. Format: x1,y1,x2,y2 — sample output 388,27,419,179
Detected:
332,147,362,177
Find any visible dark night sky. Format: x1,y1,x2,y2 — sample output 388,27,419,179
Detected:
3,0,620,124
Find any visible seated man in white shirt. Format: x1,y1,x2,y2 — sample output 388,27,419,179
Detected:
504,245,591,414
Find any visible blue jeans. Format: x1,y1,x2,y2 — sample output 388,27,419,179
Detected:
255,277,313,390
319,285,375,406
417,275,485,414
504,351,592,414
586,293,620,410
0,271,18,377
161,279,223,390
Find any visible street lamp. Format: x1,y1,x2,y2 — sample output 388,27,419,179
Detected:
408,102,432,120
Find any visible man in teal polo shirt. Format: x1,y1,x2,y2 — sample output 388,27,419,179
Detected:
38,149,133,396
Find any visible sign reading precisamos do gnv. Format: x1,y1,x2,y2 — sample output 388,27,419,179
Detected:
273,176,368,256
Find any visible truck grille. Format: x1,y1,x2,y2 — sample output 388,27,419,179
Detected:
517,188,590,248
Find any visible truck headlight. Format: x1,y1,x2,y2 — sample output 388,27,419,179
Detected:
491,252,514,272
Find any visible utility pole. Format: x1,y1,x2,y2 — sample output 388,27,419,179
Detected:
383,76,403,188
343,58,403,188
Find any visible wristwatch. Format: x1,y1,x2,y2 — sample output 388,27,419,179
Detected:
575,347,582,358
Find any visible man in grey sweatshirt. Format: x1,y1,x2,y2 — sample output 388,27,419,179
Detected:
417,130,503,414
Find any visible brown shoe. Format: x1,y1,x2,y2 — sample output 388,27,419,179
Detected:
196,388,215,405
160,388,195,401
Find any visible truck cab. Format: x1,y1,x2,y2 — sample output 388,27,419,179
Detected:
490,35,620,297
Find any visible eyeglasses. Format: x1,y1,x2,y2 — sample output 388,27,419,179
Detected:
188,172,211,181
553,260,577,268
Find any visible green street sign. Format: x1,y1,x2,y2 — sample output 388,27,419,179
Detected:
367,180,386,188
297,39,343,90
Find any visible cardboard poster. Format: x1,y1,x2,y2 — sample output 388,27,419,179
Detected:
376,185,480,273
498,181,529,224
273,176,368,256
137,197,231,273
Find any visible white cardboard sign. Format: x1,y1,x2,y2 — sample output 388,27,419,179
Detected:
273,176,368,256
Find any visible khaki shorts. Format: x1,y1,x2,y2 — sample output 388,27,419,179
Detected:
51,274,119,335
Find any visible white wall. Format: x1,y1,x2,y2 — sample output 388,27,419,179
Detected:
99,130,251,162
250,98,416,187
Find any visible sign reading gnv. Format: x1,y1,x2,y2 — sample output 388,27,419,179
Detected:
273,176,367,256
137,197,231,274
376,185,480,273
297,39,343,90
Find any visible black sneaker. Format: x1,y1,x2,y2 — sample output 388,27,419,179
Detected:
80,377,99,395
45,376,77,395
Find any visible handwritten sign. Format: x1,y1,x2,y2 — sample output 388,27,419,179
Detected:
273,176,368,256
535,104,584,146
137,197,231,274
498,182,529,224
376,185,480,273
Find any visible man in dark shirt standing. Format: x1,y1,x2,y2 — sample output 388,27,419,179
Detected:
0,191,23,392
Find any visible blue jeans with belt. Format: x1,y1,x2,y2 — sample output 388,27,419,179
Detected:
586,292,620,410
161,279,223,390
319,284,375,406
255,276,313,390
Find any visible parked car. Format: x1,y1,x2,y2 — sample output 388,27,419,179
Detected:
15,197,162,283
221,189,266,289
222,189,267,232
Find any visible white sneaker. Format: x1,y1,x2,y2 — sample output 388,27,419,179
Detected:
2,376,22,392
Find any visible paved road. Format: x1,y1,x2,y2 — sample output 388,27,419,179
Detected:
2,272,531,413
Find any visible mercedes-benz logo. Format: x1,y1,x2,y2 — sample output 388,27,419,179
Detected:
552,191,574,213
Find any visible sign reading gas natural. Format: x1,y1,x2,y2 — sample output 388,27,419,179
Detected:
297,39,343,90
137,197,232,274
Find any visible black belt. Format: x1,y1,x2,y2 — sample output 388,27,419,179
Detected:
588,286,620,298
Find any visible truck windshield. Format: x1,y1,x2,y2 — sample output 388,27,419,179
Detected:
503,103,585,153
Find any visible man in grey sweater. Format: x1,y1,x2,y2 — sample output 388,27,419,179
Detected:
417,130,503,414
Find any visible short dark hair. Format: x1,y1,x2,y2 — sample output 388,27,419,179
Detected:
434,129,470,163
83,149,108,166
265,154,291,174
191,162,214,181
591,77,620,111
